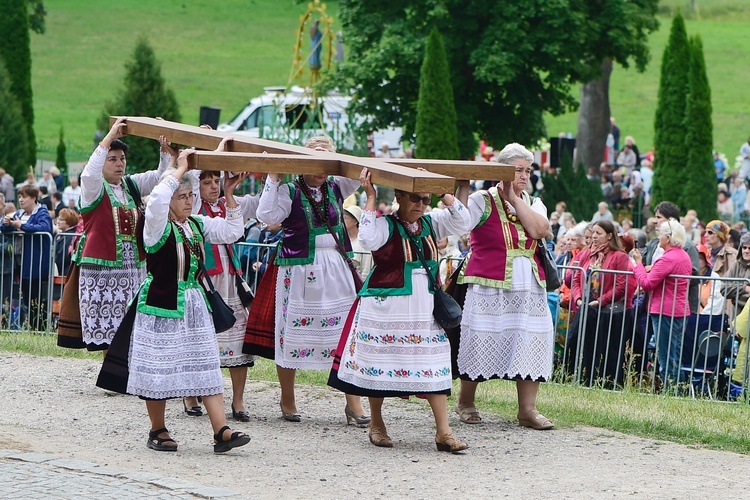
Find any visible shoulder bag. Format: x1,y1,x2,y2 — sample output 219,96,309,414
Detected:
178,220,237,334
397,219,462,330
198,258,237,333
538,239,561,292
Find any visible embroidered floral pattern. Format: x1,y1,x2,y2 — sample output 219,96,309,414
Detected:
320,316,341,328
292,317,314,327
219,346,234,357
320,348,333,358
306,271,317,284
388,369,411,378
399,334,425,344
291,348,314,358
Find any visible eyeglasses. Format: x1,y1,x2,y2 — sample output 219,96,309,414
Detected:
405,193,431,205
742,246,750,251
172,192,195,203
706,230,715,235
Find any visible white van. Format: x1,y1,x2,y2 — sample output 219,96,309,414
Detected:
218,86,403,156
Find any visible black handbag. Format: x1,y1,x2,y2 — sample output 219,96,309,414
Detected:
399,219,462,330
226,244,254,308
234,272,254,308
199,259,236,333
538,239,561,292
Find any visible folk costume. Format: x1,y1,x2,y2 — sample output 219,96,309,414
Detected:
455,188,554,382
329,202,470,397
256,175,359,370
62,145,169,350
97,176,244,398
197,195,259,368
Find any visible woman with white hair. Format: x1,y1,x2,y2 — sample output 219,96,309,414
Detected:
97,150,250,453
454,143,555,429
632,219,692,388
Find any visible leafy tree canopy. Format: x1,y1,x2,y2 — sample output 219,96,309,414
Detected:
335,0,658,159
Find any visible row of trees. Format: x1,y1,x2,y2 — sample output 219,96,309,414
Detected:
0,0,46,178
651,13,717,220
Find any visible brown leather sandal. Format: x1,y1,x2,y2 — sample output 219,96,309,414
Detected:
455,403,482,424
435,432,468,454
517,410,554,430
368,426,394,448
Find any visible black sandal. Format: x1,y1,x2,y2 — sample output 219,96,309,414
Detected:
183,398,203,417
213,425,251,453
146,427,178,452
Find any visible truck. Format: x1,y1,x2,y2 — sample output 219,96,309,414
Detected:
217,86,403,157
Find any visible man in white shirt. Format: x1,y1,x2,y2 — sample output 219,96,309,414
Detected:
62,178,82,208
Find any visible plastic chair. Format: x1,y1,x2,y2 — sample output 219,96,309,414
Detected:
680,330,726,399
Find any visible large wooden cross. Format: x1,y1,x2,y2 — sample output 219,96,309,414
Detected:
112,117,515,193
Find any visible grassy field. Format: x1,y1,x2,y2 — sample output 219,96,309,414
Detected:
29,1,749,159
3,330,750,454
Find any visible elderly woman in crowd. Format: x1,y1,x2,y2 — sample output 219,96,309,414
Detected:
704,220,737,277
256,136,368,425
567,220,640,387
181,143,259,421
329,168,471,452
633,219,693,388
454,143,555,430
1,184,53,330
59,117,170,351
97,150,250,453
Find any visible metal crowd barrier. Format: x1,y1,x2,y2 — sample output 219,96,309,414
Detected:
554,265,750,400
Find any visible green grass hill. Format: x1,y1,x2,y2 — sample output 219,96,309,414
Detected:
30,0,749,162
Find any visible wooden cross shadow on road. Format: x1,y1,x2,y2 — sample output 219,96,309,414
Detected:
111,116,515,192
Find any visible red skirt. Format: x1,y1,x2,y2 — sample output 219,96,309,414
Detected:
242,263,278,360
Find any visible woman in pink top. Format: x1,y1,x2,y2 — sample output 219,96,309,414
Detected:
632,219,693,388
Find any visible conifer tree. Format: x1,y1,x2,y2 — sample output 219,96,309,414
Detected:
55,127,68,177
414,28,459,160
541,157,600,223
0,57,29,180
682,35,716,221
0,0,36,166
101,37,181,172
651,13,690,208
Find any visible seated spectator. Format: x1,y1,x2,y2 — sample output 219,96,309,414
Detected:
557,212,576,241
731,177,746,220
616,144,637,169
592,202,614,222
550,211,561,244
600,176,613,199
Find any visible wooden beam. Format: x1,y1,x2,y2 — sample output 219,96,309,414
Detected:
111,116,458,192
188,152,339,175
382,158,516,181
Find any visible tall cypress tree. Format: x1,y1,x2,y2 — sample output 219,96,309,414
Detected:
0,57,29,180
682,35,716,221
101,37,181,172
55,127,68,177
415,28,459,160
541,157,600,223
0,0,36,167
651,13,690,209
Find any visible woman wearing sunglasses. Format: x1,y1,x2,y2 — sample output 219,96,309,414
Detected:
329,169,471,453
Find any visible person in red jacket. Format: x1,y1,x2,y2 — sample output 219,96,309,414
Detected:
566,220,641,387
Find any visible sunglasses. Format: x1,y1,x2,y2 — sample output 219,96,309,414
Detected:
742,246,750,251
404,193,432,205
706,230,715,235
